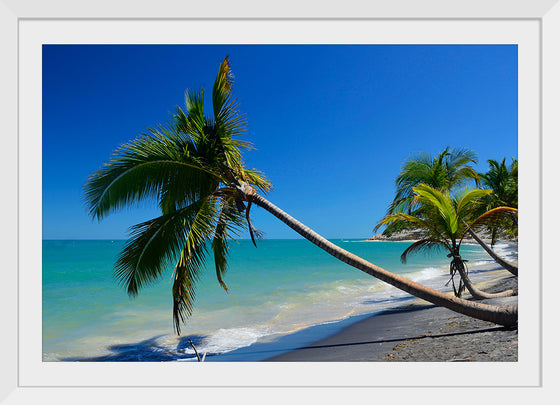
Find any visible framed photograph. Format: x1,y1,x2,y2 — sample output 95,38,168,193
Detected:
3,0,558,402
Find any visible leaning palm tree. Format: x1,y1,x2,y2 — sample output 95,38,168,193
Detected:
84,57,272,334
377,184,516,300
84,57,517,332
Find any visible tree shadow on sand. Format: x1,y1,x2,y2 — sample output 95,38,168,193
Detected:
62,334,210,362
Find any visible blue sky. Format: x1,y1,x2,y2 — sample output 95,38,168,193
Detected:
42,44,518,240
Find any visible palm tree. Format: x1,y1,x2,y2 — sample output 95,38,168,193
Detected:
480,158,518,210
468,158,519,275
84,57,517,332
383,147,479,236
380,148,518,276
376,184,516,300
84,57,271,334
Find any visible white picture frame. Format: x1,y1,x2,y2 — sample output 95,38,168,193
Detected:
3,0,559,402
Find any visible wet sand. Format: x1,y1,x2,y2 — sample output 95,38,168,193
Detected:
266,271,518,362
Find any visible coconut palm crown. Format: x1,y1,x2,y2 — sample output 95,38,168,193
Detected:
477,157,518,245
381,147,480,236
83,56,271,334
479,157,518,209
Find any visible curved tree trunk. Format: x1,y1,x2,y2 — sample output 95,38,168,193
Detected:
467,229,518,276
451,256,515,300
249,192,517,327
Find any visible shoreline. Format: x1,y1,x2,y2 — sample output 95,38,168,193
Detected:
259,240,518,362
264,269,517,362
190,241,518,361
48,241,518,362
205,248,517,362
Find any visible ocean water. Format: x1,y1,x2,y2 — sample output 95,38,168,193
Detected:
42,239,515,362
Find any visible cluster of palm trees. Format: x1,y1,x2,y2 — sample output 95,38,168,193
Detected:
374,148,518,299
84,57,519,335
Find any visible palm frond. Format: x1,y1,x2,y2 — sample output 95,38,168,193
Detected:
212,57,250,167
212,222,230,292
387,147,479,216
185,88,205,124
216,98,248,140
445,147,478,169
114,203,200,296
183,89,208,145
454,188,492,221
413,184,458,235
480,158,518,208
172,242,207,335
400,238,446,263
171,197,222,334
449,166,480,188
211,198,246,292
243,168,272,193
212,56,234,120
465,206,518,233
83,130,220,220
376,212,421,230
443,147,478,188
376,211,451,250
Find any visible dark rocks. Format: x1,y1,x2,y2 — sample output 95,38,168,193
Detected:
368,229,508,243
368,230,427,241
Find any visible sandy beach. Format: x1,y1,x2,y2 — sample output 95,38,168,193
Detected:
266,265,518,362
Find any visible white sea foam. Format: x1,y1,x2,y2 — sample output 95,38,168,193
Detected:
174,273,437,357
492,243,518,261
408,266,444,283
193,327,271,355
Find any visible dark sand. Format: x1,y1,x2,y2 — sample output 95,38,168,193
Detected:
266,272,518,362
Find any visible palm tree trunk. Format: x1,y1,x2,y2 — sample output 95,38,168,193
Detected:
451,256,515,300
250,192,517,327
467,229,518,276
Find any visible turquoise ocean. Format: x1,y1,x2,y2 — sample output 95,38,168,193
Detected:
42,239,514,362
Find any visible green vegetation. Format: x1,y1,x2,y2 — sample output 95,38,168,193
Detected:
377,184,516,299
383,147,479,236
376,147,519,292
478,158,518,244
